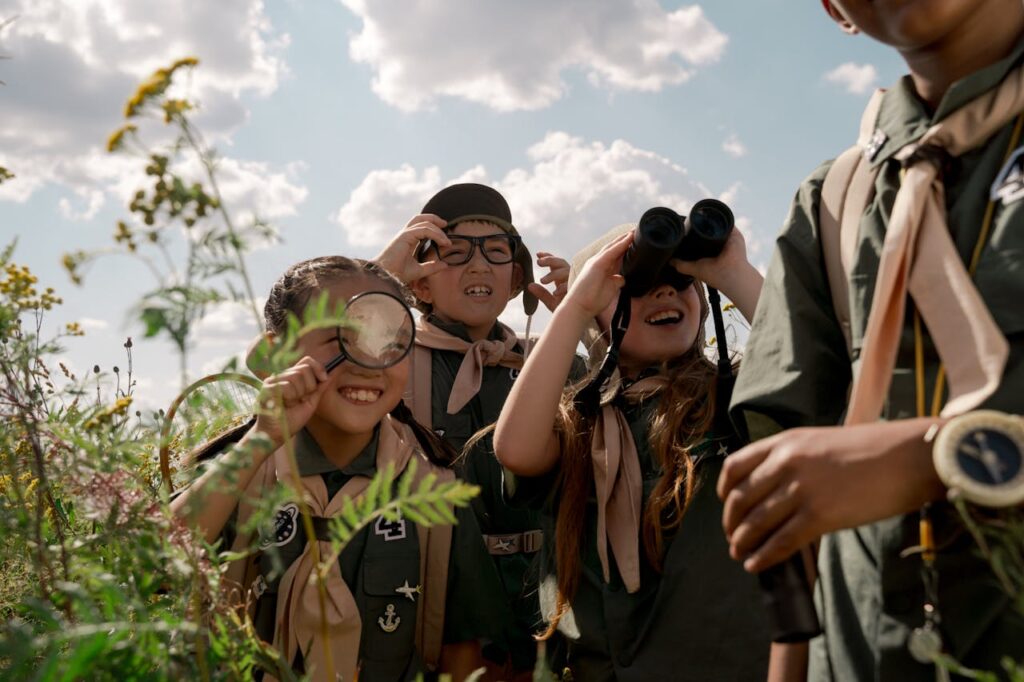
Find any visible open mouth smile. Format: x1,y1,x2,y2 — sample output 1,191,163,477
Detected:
464,285,492,298
644,310,683,326
339,387,382,404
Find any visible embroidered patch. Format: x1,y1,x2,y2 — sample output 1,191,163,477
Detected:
395,580,420,602
434,428,446,438
863,128,888,162
509,367,521,381
991,146,1024,205
260,503,299,549
374,512,407,542
252,575,268,599
378,603,401,632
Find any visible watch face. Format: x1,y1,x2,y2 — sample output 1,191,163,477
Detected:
934,411,1024,508
954,428,1022,485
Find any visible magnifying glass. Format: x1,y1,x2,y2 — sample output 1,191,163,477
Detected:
324,291,416,372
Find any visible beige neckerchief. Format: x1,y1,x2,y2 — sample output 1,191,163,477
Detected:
591,375,667,594
844,65,1022,425
271,415,416,682
413,317,524,415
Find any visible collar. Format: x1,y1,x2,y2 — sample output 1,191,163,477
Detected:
425,313,503,343
293,426,379,477
869,36,1024,168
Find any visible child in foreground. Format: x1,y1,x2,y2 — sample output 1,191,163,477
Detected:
173,256,504,681
494,220,770,681
721,1,1024,679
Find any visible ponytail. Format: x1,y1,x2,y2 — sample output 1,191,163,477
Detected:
389,401,458,468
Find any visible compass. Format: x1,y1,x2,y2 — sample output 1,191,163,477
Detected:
933,411,1024,508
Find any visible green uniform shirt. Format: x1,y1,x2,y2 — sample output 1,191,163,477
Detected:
731,38,1024,682
243,426,506,681
510,392,772,682
423,314,546,669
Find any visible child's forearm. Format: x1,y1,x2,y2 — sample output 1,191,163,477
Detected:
719,261,763,324
767,642,808,682
494,302,590,476
170,431,277,544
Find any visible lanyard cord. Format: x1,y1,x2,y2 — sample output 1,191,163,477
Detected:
907,112,1024,644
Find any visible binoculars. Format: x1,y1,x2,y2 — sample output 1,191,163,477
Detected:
621,199,735,297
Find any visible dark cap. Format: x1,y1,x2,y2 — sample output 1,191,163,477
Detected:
421,183,538,315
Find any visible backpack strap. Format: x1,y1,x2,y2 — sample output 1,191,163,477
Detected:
819,89,886,357
412,462,454,671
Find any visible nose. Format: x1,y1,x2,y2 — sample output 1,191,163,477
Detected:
466,243,492,272
651,283,677,299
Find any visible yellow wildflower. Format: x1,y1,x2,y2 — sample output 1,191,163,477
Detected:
106,124,138,153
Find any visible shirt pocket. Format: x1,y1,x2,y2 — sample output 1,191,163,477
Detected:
360,555,420,661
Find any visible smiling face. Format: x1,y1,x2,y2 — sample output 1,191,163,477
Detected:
293,276,410,440
597,281,704,378
411,220,523,341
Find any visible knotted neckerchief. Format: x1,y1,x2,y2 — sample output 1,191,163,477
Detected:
414,317,524,415
844,64,1023,425
591,375,668,593
272,415,416,682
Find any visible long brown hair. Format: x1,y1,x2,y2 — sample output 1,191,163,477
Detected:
190,256,456,468
540,281,720,638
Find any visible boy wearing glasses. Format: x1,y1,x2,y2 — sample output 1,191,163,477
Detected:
376,183,570,680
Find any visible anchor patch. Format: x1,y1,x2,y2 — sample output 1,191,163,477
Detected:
378,603,401,633
992,146,1024,205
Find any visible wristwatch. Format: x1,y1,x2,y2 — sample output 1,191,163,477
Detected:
933,410,1024,508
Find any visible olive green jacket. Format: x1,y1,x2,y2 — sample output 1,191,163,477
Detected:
731,38,1024,682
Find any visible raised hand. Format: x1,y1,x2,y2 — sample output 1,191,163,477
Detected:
527,251,571,312
255,356,331,446
562,231,633,320
374,214,451,284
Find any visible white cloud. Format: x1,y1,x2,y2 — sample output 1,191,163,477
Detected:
333,131,763,278
722,133,747,159
340,0,728,111
824,62,878,95
0,0,297,215
78,317,111,331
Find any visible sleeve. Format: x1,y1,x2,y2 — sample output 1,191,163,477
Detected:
729,162,854,441
441,504,513,645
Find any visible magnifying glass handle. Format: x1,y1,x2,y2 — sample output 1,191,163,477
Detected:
324,353,346,373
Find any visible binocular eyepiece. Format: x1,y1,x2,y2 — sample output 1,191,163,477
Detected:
621,199,735,297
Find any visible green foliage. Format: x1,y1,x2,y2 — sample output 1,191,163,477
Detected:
1,59,485,681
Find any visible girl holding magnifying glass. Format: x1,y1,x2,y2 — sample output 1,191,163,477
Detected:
172,256,508,682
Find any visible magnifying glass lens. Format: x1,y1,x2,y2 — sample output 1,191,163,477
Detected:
338,292,415,369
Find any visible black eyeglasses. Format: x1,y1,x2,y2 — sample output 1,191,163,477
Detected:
423,234,520,265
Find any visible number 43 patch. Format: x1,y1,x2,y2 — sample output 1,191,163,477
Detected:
374,512,407,542
991,146,1024,206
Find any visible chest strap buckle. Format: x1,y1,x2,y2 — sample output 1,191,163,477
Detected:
483,530,543,555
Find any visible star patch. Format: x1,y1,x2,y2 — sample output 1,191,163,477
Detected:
991,146,1024,205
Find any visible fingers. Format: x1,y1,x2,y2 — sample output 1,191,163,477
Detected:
404,213,447,230
592,232,633,270
261,357,328,408
401,222,451,247
717,434,779,500
739,510,814,573
415,259,449,278
726,482,800,561
668,257,698,276
527,282,560,313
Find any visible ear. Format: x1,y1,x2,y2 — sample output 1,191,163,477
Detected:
409,277,434,305
246,332,276,380
509,263,524,300
823,1,859,34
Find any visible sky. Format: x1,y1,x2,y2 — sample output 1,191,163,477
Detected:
0,0,907,413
